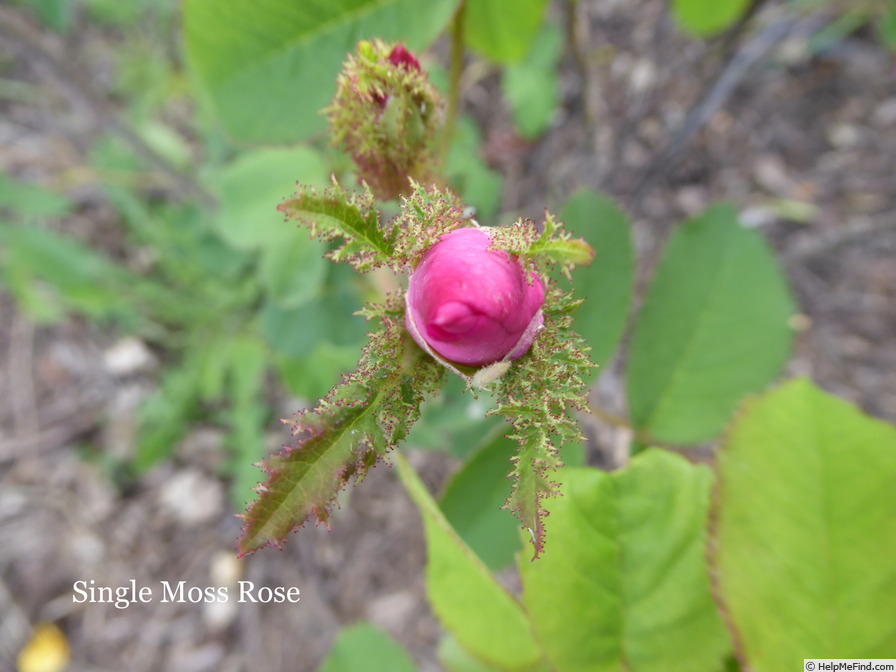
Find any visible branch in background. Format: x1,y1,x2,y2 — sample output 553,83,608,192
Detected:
0,6,216,207
786,212,896,262
588,403,669,448
627,12,819,214
438,0,467,169
606,2,672,184
564,0,597,136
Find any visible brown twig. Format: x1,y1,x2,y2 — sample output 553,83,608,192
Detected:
8,312,39,440
0,6,215,207
565,0,597,136
627,12,811,214
587,402,683,449
786,212,896,262
0,412,101,464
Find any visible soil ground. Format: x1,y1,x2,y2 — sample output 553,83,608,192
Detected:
1,1,894,670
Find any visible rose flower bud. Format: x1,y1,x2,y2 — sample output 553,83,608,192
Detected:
405,228,545,367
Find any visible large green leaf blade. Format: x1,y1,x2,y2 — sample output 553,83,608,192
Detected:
712,379,896,670
626,204,795,444
558,190,634,376
393,451,544,671
466,0,550,64
520,450,731,672
183,0,457,143
503,24,562,139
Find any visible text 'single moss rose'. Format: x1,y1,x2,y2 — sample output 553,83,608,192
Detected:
405,227,545,367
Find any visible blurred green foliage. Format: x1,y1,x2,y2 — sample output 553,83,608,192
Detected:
1,1,373,508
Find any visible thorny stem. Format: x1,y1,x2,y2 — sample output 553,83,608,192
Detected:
438,0,467,170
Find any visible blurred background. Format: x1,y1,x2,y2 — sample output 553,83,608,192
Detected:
0,0,894,670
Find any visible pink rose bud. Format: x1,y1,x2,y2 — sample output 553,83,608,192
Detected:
406,228,545,367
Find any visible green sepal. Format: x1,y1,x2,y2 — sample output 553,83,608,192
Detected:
488,212,594,279
490,286,595,558
389,181,467,269
325,39,443,200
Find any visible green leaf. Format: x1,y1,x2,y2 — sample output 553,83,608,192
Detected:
260,261,366,359
0,224,140,325
135,120,192,169
559,190,634,375
239,385,382,555
520,450,732,672
239,314,443,555
711,379,896,669
440,433,521,570
14,0,75,32
136,364,201,471
278,182,391,272
258,224,327,308
209,147,329,251
523,212,595,278
393,451,544,671
503,23,562,139
806,9,869,55
626,203,795,444
439,634,550,672
445,116,503,220
0,173,72,218
275,343,360,402
671,0,752,37
183,0,457,144
229,337,269,406
226,335,270,509
319,623,418,672
466,0,551,64
439,635,505,672
408,375,503,457
878,5,896,51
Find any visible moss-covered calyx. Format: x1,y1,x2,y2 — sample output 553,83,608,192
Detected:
325,40,442,201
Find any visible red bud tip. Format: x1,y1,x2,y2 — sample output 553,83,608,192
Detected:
387,44,421,72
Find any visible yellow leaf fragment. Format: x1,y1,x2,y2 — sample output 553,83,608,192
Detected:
17,622,70,672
